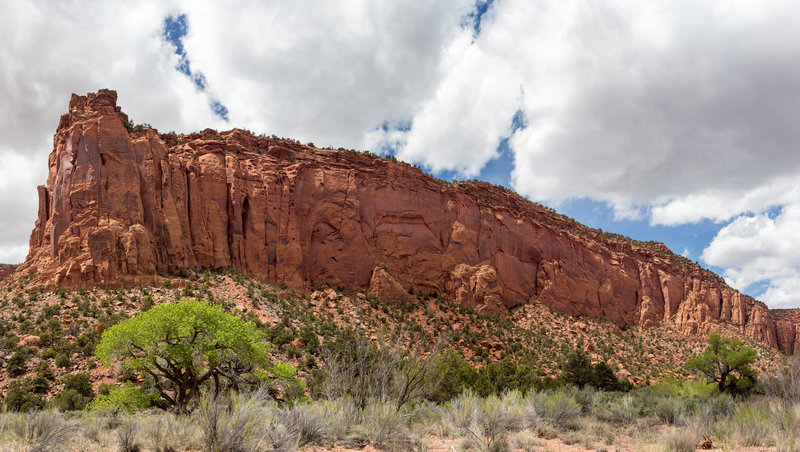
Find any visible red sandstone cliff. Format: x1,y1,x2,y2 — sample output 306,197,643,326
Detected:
0,265,16,282
17,90,800,353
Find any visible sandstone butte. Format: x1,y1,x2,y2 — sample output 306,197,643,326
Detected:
13,89,800,354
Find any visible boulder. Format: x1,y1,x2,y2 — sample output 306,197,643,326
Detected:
18,335,40,347
368,267,409,304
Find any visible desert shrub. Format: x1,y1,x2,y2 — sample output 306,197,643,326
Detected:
53,390,86,412
561,349,631,391
11,410,76,452
724,402,773,447
661,427,701,452
284,343,302,359
40,347,58,360
141,295,155,311
777,436,800,452
1,334,20,350
55,352,71,368
561,350,594,388
5,378,45,412
594,390,670,424
196,387,283,452
280,403,327,446
321,328,442,410
405,400,444,436
298,327,320,354
428,349,477,403
124,121,152,134
144,411,202,452
651,378,717,397
55,371,95,410
562,385,597,414
443,391,524,452
117,418,141,452
268,362,307,402
35,331,55,348
98,382,115,396
429,351,559,403
80,414,113,444
653,396,685,425
34,360,55,380
350,401,414,450
76,331,98,357
314,398,359,441
481,357,540,397
63,372,94,396
526,388,581,428
683,393,736,426
442,391,488,450
592,362,632,391
762,354,800,403
480,392,525,449
7,347,31,376
29,373,51,394
263,416,299,452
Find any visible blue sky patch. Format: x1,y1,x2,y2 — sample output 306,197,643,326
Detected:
369,120,412,155
474,108,527,187
555,198,724,262
210,100,230,122
163,14,188,64
465,0,495,36
765,204,783,220
163,14,230,122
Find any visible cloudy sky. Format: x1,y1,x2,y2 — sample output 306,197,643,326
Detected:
2,0,800,308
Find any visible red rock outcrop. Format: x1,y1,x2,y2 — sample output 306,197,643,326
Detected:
17,90,800,353
0,265,16,281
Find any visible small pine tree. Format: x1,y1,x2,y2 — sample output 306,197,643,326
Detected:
561,350,594,388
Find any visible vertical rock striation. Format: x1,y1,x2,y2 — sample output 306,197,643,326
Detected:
18,90,799,353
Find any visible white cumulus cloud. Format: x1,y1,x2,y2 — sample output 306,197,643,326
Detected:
0,0,225,263
3,0,800,307
702,205,800,308
0,0,472,263
180,0,473,148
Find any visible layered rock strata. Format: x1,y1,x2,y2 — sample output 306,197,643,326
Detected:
18,90,799,353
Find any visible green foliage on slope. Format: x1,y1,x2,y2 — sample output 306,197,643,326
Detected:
686,333,757,394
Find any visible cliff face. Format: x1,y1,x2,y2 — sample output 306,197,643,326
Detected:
18,90,800,353
0,265,16,282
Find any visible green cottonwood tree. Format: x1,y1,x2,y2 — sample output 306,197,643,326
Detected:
686,333,757,394
95,298,271,413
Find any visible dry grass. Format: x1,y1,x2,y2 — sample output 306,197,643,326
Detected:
526,388,581,428
280,403,327,447
660,426,701,452
9,411,77,452
196,388,280,452
2,389,800,451
142,411,201,452
116,418,140,452
442,391,525,451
